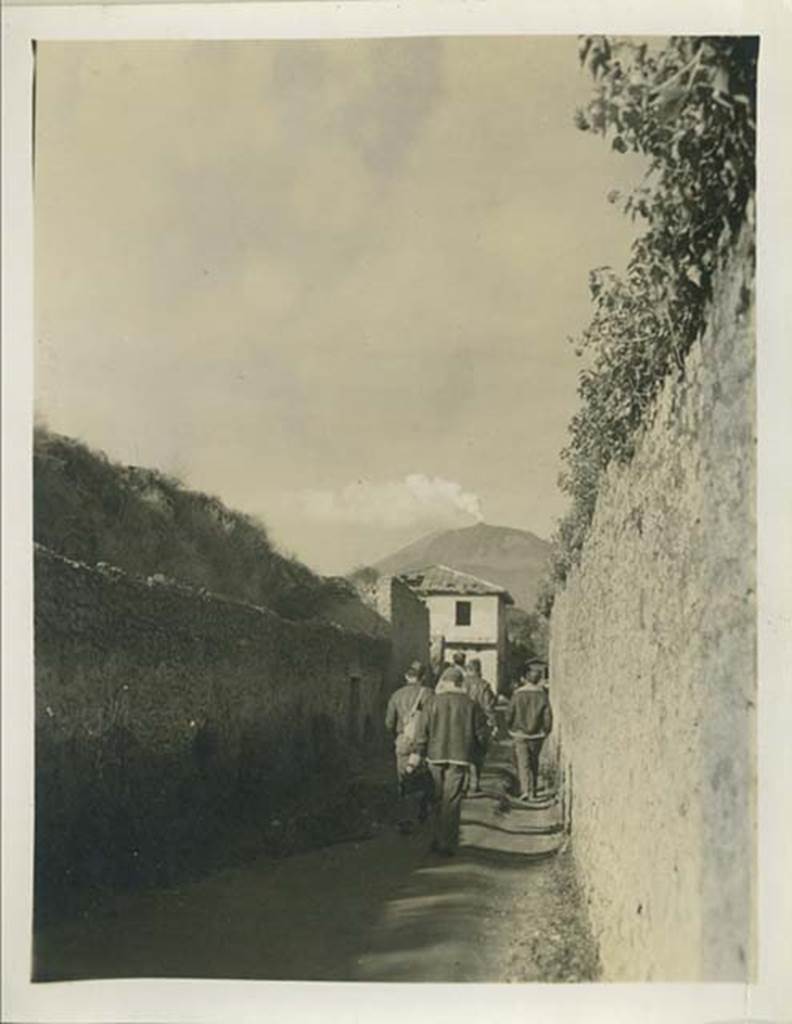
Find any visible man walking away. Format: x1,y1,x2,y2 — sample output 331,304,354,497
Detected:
507,659,553,801
434,660,451,687
463,658,497,792
385,662,434,830
416,662,432,689
415,666,488,855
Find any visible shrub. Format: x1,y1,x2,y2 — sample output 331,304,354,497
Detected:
33,427,334,619
542,36,757,609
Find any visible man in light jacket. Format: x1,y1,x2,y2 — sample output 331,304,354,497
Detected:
507,659,553,801
415,667,489,855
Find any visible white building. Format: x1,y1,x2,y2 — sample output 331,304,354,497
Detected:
399,564,513,693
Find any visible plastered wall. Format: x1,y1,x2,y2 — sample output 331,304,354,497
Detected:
551,229,756,980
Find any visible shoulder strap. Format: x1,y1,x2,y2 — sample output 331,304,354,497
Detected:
408,690,424,718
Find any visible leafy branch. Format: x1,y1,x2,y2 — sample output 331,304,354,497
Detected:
540,35,757,613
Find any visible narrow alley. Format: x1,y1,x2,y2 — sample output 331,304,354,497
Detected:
34,737,599,984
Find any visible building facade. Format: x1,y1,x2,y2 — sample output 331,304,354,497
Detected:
399,565,513,692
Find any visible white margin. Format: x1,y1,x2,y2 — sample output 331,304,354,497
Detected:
3,3,791,1022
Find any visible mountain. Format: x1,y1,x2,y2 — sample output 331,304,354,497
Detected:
373,522,551,611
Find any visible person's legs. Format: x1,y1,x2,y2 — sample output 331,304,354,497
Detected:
417,768,433,822
438,764,468,851
429,763,445,848
527,739,544,796
473,755,485,792
396,751,421,832
474,740,488,792
513,737,530,797
396,751,408,796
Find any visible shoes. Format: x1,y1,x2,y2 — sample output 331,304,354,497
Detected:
430,842,454,857
518,792,531,803
397,819,416,835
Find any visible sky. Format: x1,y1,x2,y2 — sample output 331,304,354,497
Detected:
35,36,646,574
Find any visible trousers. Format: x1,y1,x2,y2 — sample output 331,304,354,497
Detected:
513,736,545,796
468,750,487,792
428,762,468,853
396,751,432,819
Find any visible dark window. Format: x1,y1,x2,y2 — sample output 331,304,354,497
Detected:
455,600,472,626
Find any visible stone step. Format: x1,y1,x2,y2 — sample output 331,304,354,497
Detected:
461,802,563,836
458,819,563,858
454,736,565,858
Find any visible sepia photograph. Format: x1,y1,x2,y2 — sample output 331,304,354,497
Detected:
3,3,790,1019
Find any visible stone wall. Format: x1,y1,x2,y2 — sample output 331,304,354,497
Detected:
551,229,756,981
315,586,391,639
373,575,432,688
34,545,390,919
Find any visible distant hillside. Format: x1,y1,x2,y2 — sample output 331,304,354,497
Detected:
373,522,551,611
34,428,342,621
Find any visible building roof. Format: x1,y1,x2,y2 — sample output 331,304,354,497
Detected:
398,564,514,604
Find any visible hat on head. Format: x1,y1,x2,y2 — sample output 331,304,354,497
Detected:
523,658,548,680
440,667,465,685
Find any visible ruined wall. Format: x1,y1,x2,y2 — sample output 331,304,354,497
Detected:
374,575,431,687
34,546,390,919
551,231,755,981
314,587,391,639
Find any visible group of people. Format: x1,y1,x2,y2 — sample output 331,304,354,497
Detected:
384,651,554,857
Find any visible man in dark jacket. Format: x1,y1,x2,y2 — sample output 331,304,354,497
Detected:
507,659,553,800
463,658,497,792
415,667,489,855
385,662,435,828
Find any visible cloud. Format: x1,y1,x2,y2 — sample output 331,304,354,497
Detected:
296,474,483,529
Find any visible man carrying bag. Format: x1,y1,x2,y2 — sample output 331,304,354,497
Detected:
384,662,434,831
